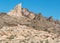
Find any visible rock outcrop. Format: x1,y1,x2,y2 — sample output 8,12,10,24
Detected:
22,8,35,19
8,4,35,19
8,4,22,18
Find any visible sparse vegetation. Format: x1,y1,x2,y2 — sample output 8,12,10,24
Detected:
45,40,49,43
7,35,16,40
0,3,60,43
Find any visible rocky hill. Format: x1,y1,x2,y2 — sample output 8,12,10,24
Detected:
0,4,60,43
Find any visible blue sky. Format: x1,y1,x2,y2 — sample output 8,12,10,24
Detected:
0,0,60,20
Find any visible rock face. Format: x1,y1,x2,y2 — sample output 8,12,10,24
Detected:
34,13,46,21
8,4,35,19
8,4,22,17
28,12,35,19
0,4,60,43
22,8,29,16
22,8,35,19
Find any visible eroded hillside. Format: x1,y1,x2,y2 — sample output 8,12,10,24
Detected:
0,4,60,43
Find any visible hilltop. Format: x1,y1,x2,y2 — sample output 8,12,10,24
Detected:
0,4,60,43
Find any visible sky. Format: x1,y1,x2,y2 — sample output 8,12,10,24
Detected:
0,0,60,20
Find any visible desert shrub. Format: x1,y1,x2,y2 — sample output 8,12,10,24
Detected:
45,40,49,43
40,41,43,43
7,35,16,40
31,41,34,43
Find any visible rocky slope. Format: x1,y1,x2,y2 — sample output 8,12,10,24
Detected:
0,25,60,43
0,4,60,43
